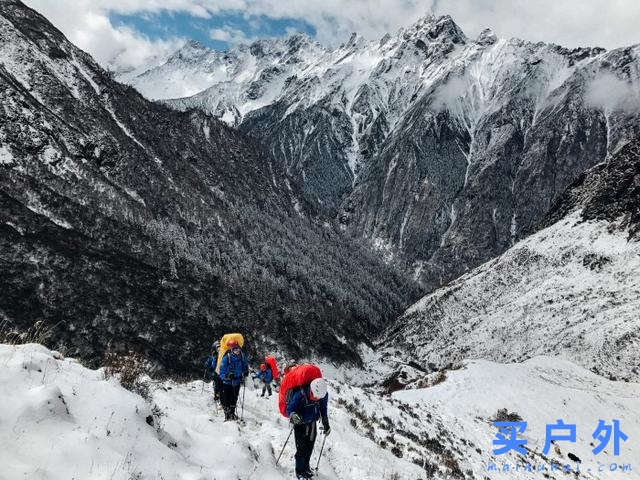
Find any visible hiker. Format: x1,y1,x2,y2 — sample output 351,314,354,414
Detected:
218,339,249,420
286,377,330,479
203,342,222,401
254,363,273,397
211,341,222,401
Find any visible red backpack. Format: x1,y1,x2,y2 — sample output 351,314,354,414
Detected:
265,355,279,380
278,364,322,417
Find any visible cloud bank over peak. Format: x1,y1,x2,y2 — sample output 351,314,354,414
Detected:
24,0,640,72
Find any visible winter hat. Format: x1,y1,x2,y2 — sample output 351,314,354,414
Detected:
309,378,328,400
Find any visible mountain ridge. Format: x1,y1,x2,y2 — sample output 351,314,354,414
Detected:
122,14,639,292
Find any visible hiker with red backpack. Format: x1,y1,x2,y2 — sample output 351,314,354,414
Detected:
253,355,279,397
254,363,273,397
218,339,249,421
278,364,330,479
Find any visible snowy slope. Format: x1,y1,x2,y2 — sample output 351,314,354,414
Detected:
2,344,638,480
370,132,640,389
125,36,326,121
393,356,639,479
371,133,640,385
379,211,640,383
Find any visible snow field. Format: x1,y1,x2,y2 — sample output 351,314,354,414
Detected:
399,213,640,382
3,343,637,480
0,344,424,480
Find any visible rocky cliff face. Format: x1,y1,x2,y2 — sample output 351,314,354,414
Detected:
0,0,420,373
342,40,640,291
123,15,640,292
377,136,640,384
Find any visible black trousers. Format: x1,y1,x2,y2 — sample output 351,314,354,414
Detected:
213,374,223,399
221,383,240,412
294,421,317,475
261,381,272,396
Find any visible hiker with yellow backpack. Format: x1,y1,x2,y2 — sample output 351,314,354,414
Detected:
217,334,249,421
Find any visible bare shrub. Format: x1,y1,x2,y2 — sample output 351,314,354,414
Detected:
0,319,57,346
431,371,447,386
442,453,464,478
494,408,523,422
104,349,149,396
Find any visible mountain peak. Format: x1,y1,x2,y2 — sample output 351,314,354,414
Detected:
183,39,208,51
403,13,466,45
285,32,314,53
341,32,366,50
476,28,498,46
168,39,212,62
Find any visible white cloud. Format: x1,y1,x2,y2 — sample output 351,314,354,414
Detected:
24,0,640,72
24,0,184,72
209,26,252,45
585,72,640,113
428,0,640,49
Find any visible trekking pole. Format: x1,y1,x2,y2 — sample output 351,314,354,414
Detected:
275,426,294,466
315,433,327,471
201,368,206,394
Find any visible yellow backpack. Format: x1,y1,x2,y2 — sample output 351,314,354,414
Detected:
215,333,245,374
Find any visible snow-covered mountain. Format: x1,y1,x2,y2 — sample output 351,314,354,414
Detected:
123,15,640,292
375,137,640,385
0,0,420,372
3,343,638,480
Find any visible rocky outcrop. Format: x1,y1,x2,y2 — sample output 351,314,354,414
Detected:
544,137,640,239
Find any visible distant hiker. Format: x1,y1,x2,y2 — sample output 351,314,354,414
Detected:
264,355,280,392
279,364,330,479
208,341,223,401
219,339,249,421
203,343,221,401
254,363,273,397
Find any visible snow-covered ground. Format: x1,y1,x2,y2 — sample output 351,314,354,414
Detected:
382,212,640,383
2,344,638,480
0,344,423,480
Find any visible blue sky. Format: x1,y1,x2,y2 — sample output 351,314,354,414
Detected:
110,11,316,51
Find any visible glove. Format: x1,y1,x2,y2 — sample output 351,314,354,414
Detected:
322,416,331,436
244,370,249,378
290,413,302,425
